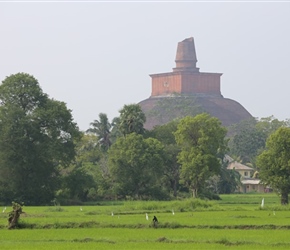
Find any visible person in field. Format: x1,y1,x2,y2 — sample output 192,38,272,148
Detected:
152,215,158,227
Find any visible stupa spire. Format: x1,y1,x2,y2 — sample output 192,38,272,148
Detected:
173,37,199,72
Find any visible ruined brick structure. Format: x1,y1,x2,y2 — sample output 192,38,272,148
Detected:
151,37,221,97
139,37,252,130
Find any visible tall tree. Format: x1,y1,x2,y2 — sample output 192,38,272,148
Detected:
110,117,122,144
174,113,227,198
217,162,241,194
0,73,80,205
228,118,262,164
118,104,146,136
257,127,290,205
228,116,287,165
256,116,288,136
108,133,165,199
56,133,102,202
148,120,180,197
87,113,112,151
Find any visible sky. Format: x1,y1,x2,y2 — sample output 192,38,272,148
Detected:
0,1,290,131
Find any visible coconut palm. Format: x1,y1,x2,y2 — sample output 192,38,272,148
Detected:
87,113,112,151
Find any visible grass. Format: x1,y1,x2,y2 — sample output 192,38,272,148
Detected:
218,193,280,206
2,228,290,249
1,193,290,249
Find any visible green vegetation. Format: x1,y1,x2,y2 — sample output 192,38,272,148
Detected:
109,133,166,199
1,72,290,208
118,104,146,136
175,114,227,198
0,73,80,205
1,194,290,249
7,202,24,229
257,127,290,205
228,116,288,165
87,113,112,151
146,94,203,124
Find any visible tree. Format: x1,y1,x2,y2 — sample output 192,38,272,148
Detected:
228,118,264,164
110,117,122,144
256,116,288,136
75,133,102,165
217,161,241,194
108,133,165,199
228,116,287,165
87,113,112,151
61,167,95,202
118,104,146,136
0,73,80,205
257,127,290,205
148,120,180,197
174,113,228,198
60,133,111,201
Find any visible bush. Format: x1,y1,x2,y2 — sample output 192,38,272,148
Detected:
8,202,24,229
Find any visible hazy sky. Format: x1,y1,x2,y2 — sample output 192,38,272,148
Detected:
1,1,289,131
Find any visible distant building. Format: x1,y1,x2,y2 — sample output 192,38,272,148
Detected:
227,161,265,193
139,37,252,130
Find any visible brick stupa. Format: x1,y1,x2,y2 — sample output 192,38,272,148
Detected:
139,37,252,130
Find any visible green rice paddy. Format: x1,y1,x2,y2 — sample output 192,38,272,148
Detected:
1,193,290,249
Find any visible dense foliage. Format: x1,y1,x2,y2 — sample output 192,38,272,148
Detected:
86,113,112,151
257,127,290,205
118,104,146,136
109,133,166,199
0,73,80,205
228,116,288,165
147,120,180,197
0,73,289,205
174,114,228,198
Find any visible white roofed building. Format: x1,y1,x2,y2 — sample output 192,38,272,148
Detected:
227,160,266,193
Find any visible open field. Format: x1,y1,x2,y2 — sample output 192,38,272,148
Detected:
1,193,290,249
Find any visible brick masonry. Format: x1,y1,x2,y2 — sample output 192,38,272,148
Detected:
138,37,252,130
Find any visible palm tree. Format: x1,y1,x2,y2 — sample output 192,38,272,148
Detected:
119,104,146,136
87,113,112,151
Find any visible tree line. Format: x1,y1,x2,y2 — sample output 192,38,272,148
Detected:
0,73,290,205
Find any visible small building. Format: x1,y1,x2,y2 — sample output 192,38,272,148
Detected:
227,161,265,193
227,161,254,178
241,179,265,193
